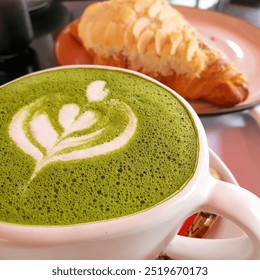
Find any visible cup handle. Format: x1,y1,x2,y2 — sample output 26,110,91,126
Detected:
164,177,260,259
164,234,258,260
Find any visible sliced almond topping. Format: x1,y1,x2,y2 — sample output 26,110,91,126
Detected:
161,17,180,34
134,0,152,13
119,6,136,24
124,23,136,50
82,2,102,18
137,29,154,54
170,32,183,55
148,1,163,18
155,29,167,55
133,17,150,38
159,5,176,21
104,21,123,47
78,21,95,46
91,20,107,45
187,38,198,61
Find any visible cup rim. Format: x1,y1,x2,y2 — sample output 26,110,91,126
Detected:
0,65,209,242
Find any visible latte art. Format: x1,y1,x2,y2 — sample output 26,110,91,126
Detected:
9,81,137,181
0,68,198,226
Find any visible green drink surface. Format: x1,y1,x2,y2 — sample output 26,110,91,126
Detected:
0,68,199,225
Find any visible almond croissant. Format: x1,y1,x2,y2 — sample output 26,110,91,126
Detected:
70,0,249,107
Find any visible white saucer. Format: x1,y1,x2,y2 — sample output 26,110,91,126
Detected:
207,148,241,239
169,148,259,260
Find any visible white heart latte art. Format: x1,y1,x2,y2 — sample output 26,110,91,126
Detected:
9,80,137,181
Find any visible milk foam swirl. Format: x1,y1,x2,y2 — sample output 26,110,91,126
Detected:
9,81,137,180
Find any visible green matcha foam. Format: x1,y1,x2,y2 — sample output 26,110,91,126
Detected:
0,68,198,226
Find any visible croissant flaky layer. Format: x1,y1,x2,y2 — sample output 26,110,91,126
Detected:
72,0,249,107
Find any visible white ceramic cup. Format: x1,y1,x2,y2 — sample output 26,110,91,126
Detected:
0,65,259,260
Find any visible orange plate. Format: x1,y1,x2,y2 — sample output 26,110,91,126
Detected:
55,25,91,65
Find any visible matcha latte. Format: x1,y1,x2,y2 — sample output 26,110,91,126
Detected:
0,67,198,226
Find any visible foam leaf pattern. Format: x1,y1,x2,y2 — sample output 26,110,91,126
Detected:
58,104,80,130
9,80,138,182
30,114,59,150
